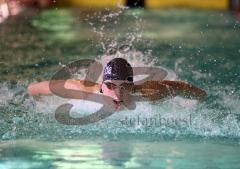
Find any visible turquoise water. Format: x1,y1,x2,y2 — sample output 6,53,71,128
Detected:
0,139,239,169
0,8,240,168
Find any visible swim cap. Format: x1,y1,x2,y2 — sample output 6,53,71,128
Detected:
103,58,133,82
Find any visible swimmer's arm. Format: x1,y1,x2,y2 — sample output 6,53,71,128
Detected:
133,80,207,101
161,80,207,101
27,80,99,96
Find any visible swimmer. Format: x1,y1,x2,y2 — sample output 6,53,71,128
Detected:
27,58,207,111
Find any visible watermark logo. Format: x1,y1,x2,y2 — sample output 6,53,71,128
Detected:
49,59,168,125
120,114,193,128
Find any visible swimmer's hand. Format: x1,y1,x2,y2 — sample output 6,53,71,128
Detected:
133,80,207,102
27,81,52,96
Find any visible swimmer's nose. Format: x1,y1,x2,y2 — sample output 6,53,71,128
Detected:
112,88,123,100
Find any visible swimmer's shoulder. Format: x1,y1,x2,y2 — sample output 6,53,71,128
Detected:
65,79,100,93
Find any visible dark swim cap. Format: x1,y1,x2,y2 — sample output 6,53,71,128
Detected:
103,58,133,82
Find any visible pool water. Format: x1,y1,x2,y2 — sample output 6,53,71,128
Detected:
0,7,240,169
0,139,239,169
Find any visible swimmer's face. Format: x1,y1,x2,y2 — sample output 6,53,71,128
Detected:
101,80,134,110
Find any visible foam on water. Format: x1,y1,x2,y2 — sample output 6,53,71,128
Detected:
1,52,239,140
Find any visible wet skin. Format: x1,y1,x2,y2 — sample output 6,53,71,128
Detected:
27,79,207,111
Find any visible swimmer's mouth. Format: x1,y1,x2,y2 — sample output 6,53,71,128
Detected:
113,100,123,105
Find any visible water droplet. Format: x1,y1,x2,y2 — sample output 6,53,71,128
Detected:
119,44,131,54
105,47,117,55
